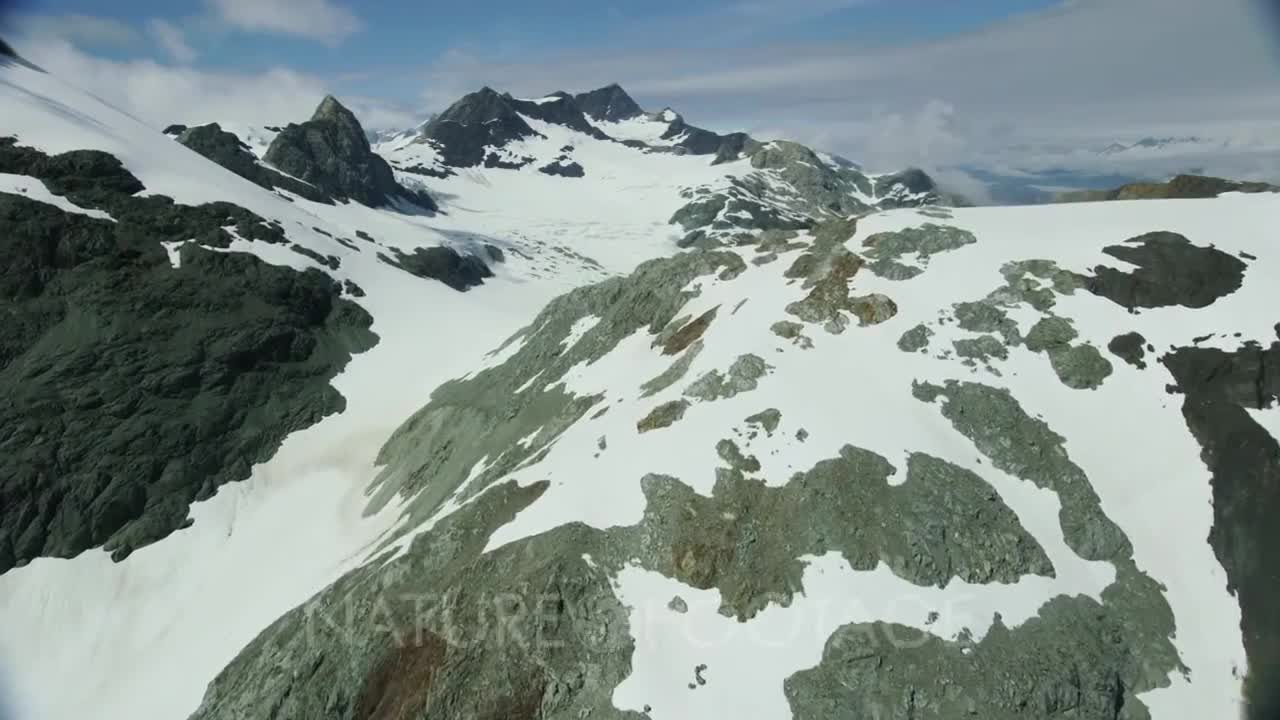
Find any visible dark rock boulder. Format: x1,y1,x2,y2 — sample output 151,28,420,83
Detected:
1161,329,1280,720
379,246,494,292
655,110,760,162
176,123,333,203
538,158,585,178
264,95,436,211
1078,231,1247,310
873,168,940,207
573,83,644,122
0,140,377,573
419,87,541,168
162,124,188,136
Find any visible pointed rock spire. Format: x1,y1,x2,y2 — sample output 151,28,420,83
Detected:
263,94,436,210
573,83,643,122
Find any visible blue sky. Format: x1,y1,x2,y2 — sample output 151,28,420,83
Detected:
5,0,1280,187
6,0,1063,96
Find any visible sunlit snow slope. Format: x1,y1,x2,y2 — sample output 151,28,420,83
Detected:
0,59,724,720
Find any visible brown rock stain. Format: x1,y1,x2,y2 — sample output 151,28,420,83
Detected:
661,306,719,355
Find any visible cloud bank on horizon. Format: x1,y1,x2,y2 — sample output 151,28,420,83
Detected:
4,0,1279,192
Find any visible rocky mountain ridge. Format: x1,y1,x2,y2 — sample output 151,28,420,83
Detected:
1054,173,1280,203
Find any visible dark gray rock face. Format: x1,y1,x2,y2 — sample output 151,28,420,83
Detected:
263,95,436,210
1079,231,1247,310
507,92,610,140
659,110,757,161
1161,330,1280,720
378,246,494,292
539,158,585,177
1108,331,1148,368
873,168,940,207
0,139,377,572
162,124,188,136
420,87,541,168
573,83,644,122
176,123,332,203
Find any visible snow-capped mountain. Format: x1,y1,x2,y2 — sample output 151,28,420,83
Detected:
1097,136,1212,156
2,41,1278,720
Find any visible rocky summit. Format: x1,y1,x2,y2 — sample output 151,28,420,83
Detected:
0,30,1277,720
263,95,437,210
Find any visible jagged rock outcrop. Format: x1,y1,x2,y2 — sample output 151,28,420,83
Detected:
573,83,644,122
539,157,585,178
264,95,436,210
1054,174,1279,203
659,109,758,162
0,138,377,572
749,141,874,214
872,168,940,207
418,87,541,168
378,246,494,292
175,123,332,203
507,92,611,140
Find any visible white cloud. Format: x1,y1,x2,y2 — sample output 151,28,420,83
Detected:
8,13,141,49
206,0,362,44
18,38,326,128
146,19,197,64
14,38,417,134
412,0,1280,180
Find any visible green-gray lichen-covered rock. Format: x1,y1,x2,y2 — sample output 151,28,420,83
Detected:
1047,343,1113,390
637,400,691,432
365,249,747,533
188,437,1057,718
912,380,1130,561
187,480,646,720
787,562,1179,719
264,95,436,210
954,334,1009,363
898,323,934,352
860,224,977,280
748,141,875,216
684,354,772,401
0,140,376,571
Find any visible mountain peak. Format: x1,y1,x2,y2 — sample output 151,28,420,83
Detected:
573,83,644,122
312,94,356,123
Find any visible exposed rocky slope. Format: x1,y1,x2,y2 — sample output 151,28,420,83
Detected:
1054,173,1279,203
263,96,437,210
190,194,1279,720
575,83,645,122
173,122,332,203
0,138,377,571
